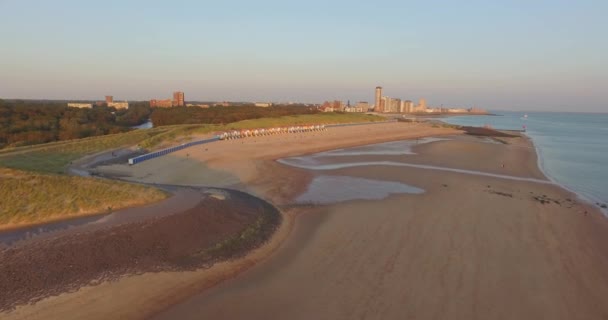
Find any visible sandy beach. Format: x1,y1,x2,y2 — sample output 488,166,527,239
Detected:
3,121,608,320
96,121,457,204
151,132,608,320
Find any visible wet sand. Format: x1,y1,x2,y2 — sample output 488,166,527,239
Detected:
4,122,608,319
0,188,282,317
153,135,608,320
95,122,457,204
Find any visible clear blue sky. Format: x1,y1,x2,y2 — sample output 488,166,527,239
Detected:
1,0,606,111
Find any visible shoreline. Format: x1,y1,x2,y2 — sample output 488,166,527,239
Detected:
153,130,608,319
437,115,608,215
527,132,608,216
3,121,608,319
0,121,461,319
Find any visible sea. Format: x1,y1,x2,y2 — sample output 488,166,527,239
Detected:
440,111,608,213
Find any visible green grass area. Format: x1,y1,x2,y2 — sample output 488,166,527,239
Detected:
0,113,383,173
221,112,384,130
0,168,168,228
0,127,170,173
139,113,385,149
0,112,380,229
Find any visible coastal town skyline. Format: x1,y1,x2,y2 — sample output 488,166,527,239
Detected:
44,85,487,115
1,1,606,112
2,2,608,318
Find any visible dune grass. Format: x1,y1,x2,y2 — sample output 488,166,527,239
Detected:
0,127,170,173
221,112,384,130
0,113,384,173
0,168,168,229
0,113,382,229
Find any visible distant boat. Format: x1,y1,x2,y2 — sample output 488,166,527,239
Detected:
521,114,528,120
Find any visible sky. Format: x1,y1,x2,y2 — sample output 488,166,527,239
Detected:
0,0,607,111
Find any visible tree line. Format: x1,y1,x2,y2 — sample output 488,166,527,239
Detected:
0,99,151,149
0,99,320,149
150,104,319,126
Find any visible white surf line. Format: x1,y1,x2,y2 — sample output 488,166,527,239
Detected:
278,160,553,185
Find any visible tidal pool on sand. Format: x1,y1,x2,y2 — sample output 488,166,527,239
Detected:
278,137,450,169
314,137,450,157
296,175,425,205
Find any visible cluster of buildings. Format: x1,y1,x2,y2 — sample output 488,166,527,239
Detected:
65,87,485,114
373,86,485,114
374,87,425,113
67,95,128,109
319,87,486,114
105,96,129,109
184,101,273,108
150,91,185,108
67,103,94,109
66,91,274,110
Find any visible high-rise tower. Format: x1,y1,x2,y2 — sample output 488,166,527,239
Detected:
418,98,427,111
375,86,382,112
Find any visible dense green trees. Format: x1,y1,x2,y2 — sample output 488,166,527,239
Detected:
0,100,320,149
0,101,152,149
151,104,318,126
114,101,151,127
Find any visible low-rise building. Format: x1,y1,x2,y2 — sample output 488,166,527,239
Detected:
186,104,210,108
150,91,186,107
355,101,370,111
447,108,468,113
108,101,129,109
320,100,344,112
255,102,272,108
333,100,345,111
150,99,173,108
67,103,92,109
344,106,365,112
215,101,231,107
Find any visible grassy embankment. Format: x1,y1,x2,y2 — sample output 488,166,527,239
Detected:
0,127,171,173
139,112,385,149
0,113,383,172
0,128,172,228
0,113,382,228
0,168,167,230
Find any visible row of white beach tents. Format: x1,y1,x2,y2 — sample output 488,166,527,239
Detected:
218,125,326,140
128,121,398,165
